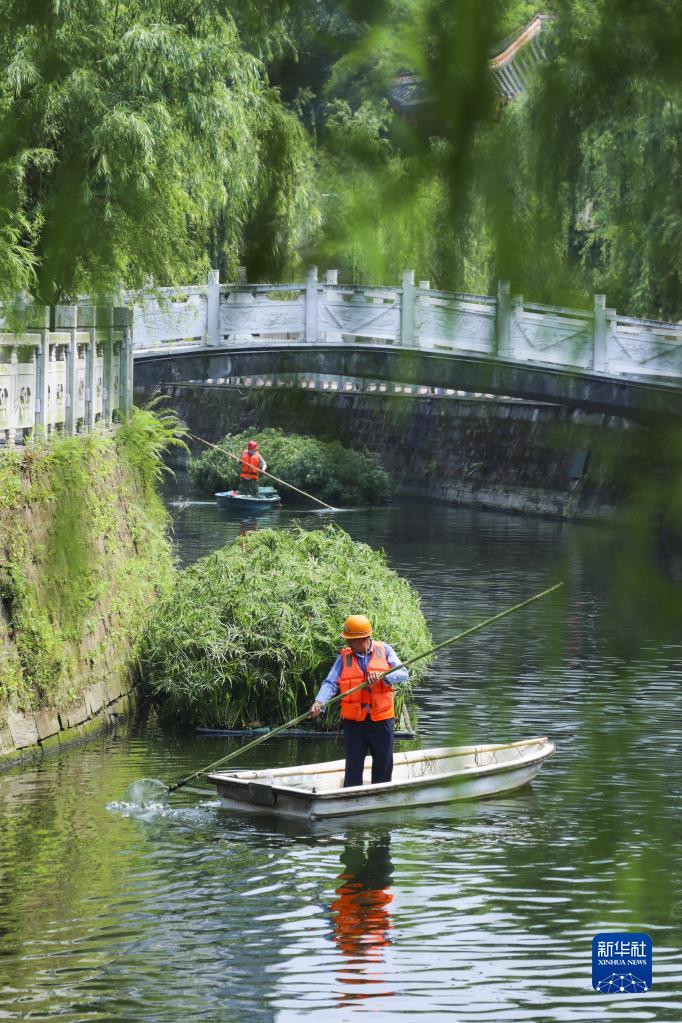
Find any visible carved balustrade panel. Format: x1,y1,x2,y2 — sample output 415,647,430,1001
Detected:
0,350,11,429
51,350,66,426
75,341,87,422
220,291,305,337
16,352,36,428
416,296,495,352
112,342,121,412
319,289,401,342
606,319,682,379
510,308,593,369
95,345,104,418
131,291,208,347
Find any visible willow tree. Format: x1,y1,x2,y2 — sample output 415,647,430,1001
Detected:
0,0,312,303
308,0,682,319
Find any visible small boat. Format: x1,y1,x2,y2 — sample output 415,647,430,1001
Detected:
215,485,281,511
207,737,555,820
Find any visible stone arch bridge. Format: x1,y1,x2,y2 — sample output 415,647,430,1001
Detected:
132,272,682,424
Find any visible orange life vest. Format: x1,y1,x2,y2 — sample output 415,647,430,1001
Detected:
240,450,260,480
339,642,394,722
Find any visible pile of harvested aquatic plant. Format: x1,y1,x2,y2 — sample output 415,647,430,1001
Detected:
140,525,431,727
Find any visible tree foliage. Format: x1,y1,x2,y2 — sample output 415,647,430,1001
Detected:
0,0,313,302
1,1,679,319
308,0,682,319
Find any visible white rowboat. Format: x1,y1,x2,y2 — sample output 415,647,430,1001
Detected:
207,737,556,820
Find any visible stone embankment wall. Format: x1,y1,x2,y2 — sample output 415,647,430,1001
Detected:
0,426,173,769
0,665,134,768
150,383,642,520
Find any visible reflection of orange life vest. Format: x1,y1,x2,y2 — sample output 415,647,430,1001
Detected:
332,877,393,959
240,451,260,480
339,643,394,722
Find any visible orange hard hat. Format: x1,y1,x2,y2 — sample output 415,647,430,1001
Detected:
247,440,258,450
341,614,373,640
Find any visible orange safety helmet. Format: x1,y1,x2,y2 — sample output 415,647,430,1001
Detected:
341,614,373,640
247,439,258,450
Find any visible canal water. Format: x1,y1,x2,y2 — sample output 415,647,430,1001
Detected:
1,492,681,1021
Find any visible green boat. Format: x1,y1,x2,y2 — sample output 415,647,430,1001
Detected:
215,485,282,511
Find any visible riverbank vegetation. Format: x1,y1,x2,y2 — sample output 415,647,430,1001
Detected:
140,525,431,728
0,409,182,709
2,3,679,319
189,428,391,505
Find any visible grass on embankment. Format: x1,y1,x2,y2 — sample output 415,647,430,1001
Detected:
140,524,432,729
0,408,184,710
189,427,391,505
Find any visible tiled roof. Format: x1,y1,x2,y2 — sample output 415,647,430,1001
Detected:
388,14,552,112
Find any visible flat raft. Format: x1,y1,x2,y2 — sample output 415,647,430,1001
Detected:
207,737,555,820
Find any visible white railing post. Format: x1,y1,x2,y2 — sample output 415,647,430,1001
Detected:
115,307,133,418
6,346,18,446
48,341,57,432
496,280,511,357
25,346,37,441
305,266,319,343
401,270,415,345
206,268,220,346
593,294,607,372
33,305,50,436
100,307,114,427
56,305,78,436
79,305,97,432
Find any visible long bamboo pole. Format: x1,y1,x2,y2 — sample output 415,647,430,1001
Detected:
189,432,336,510
167,581,563,793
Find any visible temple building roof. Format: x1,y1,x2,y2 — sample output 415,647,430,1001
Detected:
387,13,552,118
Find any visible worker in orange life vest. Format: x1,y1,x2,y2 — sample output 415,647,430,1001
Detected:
238,439,267,496
310,615,409,787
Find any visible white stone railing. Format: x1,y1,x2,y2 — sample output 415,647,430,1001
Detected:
0,304,132,445
130,269,682,386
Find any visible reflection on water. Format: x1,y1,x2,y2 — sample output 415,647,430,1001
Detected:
1,493,682,1021
331,831,394,1004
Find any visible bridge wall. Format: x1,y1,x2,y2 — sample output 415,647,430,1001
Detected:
148,381,641,521
133,343,682,423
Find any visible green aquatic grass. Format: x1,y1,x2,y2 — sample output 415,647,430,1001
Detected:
188,427,391,506
140,524,432,728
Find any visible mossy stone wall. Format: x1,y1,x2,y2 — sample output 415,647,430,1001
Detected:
0,428,174,769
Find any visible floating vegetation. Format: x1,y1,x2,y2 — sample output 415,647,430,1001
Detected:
140,525,432,728
189,428,391,506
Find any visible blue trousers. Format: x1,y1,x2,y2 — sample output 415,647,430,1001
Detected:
342,718,395,787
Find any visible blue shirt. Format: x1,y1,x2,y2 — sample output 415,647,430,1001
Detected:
315,641,409,706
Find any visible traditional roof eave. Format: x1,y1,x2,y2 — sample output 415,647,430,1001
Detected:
388,13,553,115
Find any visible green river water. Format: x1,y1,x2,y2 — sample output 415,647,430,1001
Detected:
1,493,681,1021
